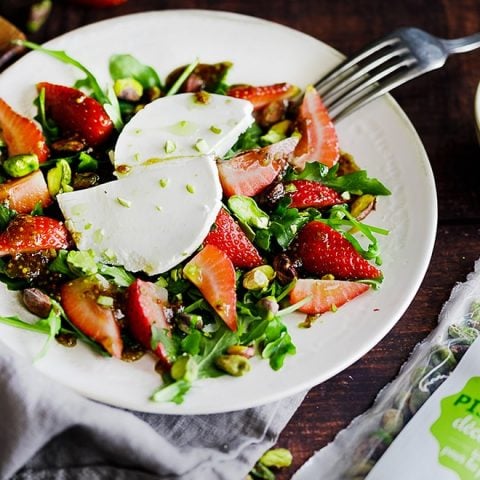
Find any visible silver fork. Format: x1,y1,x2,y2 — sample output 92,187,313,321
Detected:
315,27,480,121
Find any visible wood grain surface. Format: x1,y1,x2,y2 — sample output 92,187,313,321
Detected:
1,1,479,478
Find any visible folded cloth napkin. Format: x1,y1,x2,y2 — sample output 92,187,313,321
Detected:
0,345,305,480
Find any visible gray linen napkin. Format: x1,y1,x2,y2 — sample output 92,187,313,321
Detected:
0,344,305,480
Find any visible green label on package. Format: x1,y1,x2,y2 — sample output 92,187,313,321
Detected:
364,337,480,480
431,377,480,479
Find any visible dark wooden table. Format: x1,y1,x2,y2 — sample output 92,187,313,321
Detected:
1,1,479,478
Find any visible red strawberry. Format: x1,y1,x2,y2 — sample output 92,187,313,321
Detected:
61,275,123,358
36,82,113,147
0,170,52,214
0,215,70,256
126,279,171,368
290,278,370,315
227,83,299,110
293,221,382,280
292,86,339,169
0,98,49,162
217,136,298,197
286,179,345,209
183,244,237,331
204,207,263,269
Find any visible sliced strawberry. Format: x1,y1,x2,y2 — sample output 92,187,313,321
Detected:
286,179,345,209
126,279,171,368
217,136,298,197
0,97,49,162
0,214,70,256
204,207,263,269
0,170,52,213
293,221,382,280
61,275,123,358
292,86,339,169
36,82,113,147
227,83,299,110
290,278,370,315
183,244,237,331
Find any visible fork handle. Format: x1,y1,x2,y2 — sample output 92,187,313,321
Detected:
442,32,480,54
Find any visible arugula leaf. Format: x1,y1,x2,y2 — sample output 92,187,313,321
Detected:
98,264,135,288
35,87,59,140
151,379,191,404
196,328,238,378
151,325,178,362
0,204,16,231
165,58,199,96
284,161,328,182
256,198,317,251
225,122,263,158
285,162,391,196
323,169,391,196
109,54,161,88
0,305,61,361
262,331,296,370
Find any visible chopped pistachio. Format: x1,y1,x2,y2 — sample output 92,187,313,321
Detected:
215,354,251,376
194,138,209,153
3,153,40,178
171,355,198,382
97,295,114,307
93,228,105,243
155,205,163,211
113,78,143,102
159,178,169,188
103,248,117,261
164,139,176,154
116,197,132,208
260,448,293,468
186,184,196,194
243,266,276,291
210,125,222,134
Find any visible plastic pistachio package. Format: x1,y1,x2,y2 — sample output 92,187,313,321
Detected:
293,259,480,480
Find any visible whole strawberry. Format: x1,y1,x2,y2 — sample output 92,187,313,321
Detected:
292,220,382,280
36,82,113,147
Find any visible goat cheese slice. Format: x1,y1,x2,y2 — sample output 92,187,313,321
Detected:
57,156,222,275
113,92,253,172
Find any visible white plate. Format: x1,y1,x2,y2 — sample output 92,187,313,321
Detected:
0,10,437,414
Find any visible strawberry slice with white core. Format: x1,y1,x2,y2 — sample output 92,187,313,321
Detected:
126,279,172,368
0,170,52,214
290,278,370,315
0,214,70,256
61,275,123,358
183,244,237,331
292,86,339,170
217,136,298,197
0,97,49,162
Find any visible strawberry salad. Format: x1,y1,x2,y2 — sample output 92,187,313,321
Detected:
0,42,390,403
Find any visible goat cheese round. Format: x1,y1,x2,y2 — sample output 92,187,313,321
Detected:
113,92,253,171
57,156,222,275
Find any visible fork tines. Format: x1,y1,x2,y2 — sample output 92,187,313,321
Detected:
315,36,417,120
